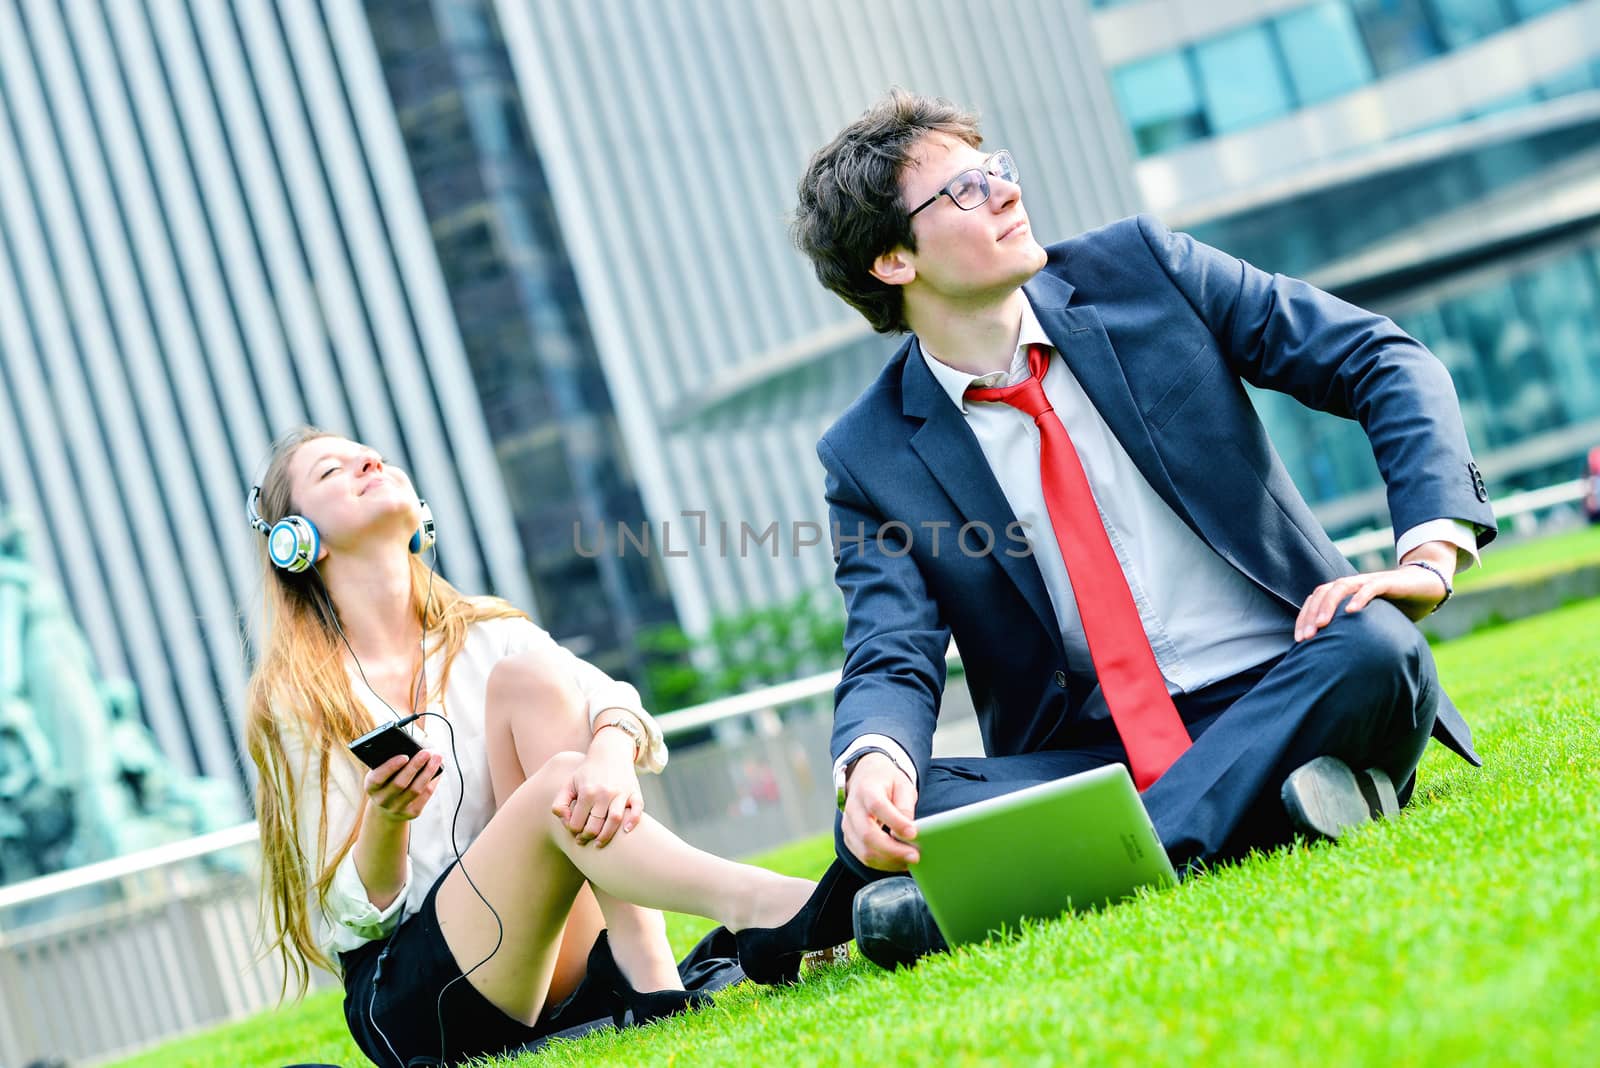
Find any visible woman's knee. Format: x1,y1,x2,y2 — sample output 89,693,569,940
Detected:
501,750,587,833
530,749,586,784
486,651,587,734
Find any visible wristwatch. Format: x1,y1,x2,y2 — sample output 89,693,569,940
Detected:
834,746,911,811
594,711,646,761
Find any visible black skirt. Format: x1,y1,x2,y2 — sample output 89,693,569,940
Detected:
339,866,615,1068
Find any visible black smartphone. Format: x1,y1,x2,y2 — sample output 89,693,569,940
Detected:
348,722,442,780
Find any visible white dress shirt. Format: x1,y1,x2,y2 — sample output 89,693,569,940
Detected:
274,613,666,959
838,301,1479,787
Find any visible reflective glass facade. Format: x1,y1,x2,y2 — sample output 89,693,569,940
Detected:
365,0,674,683
1427,0,1515,48
1277,3,1376,105
1111,0,1586,156
1185,118,1600,280
1100,0,1600,536
1242,233,1600,518
1194,25,1295,133
1396,249,1600,453
1183,123,1600,526
490,0,1142,641
1113,51,1210,155
1350,0,1447,73
0,0,536,789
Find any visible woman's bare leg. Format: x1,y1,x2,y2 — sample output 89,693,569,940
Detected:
484,652,676,995
435,751,816,1025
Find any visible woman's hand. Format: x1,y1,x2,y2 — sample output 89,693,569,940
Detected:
551,729,643,847
363,750,444,823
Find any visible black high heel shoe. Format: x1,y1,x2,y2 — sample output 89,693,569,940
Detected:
733,859,862,985
586,930,711,1027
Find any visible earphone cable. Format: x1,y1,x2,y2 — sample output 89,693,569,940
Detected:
415,547,507,1063
313,547,502,1067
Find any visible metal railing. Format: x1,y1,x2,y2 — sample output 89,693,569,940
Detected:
0,476,1589,1065
0,824,300,1067
1330,477,1589,567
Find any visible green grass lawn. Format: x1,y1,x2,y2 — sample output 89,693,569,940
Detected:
1456,521,1600,591
111,597,1600,1068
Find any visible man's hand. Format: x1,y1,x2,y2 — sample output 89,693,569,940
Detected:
552,728,643,847
1295,542,1457,640
363,750,444,823
841,752,920,871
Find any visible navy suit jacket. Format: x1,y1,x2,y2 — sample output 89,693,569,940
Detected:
817,214,1497,788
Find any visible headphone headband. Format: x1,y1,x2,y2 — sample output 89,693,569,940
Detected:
246,485,271,536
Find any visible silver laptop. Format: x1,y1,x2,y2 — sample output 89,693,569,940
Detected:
909,763,1178,946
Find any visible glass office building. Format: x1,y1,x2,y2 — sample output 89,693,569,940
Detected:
0,0,1143,792
485,0,1143,636
0,0,659,792
504,0,1600,648
1096,0,1600,532
7,0,1590,799
363,0,675,680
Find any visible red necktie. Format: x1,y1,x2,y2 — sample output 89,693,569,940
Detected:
965,344,1190,790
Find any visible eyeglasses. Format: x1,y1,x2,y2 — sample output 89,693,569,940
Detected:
906,150,1019,219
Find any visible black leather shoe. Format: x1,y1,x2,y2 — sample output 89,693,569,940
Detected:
733,859,860,985
1281,755,1399,841
586,930,711,1027
851,876,948,971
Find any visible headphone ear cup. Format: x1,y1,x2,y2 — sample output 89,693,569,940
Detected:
410,499,436,555
267,515,320,573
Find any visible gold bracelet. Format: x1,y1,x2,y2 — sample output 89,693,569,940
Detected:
593,719,642,761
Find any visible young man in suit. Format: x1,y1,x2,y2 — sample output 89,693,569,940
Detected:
794,91,1496,967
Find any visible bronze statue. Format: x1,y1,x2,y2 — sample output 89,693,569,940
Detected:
0,513,240,885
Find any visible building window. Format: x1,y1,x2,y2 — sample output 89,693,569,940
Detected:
1536,58,1597,100
1112,51,1210,156
1514,252,1600,424
1275,2,1377,106
1426,0,1515,50
1350,0,1446,76
1439,281,1565,442
1193,24,1295,134
1507,0,1571,17
1104,0,1583,156
1396,307,1498,450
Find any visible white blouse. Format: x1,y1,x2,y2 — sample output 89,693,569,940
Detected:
275,613,667,960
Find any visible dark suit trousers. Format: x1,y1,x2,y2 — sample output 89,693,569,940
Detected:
835,597,1441,880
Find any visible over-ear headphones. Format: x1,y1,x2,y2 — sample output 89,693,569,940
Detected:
410,499,437,556
247,485,435,572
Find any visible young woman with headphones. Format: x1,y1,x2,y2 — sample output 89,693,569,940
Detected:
245,427,852,1067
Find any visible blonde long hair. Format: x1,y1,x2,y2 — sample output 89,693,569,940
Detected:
245,427,524,995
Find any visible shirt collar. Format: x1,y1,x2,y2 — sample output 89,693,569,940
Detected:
919,300,1054,413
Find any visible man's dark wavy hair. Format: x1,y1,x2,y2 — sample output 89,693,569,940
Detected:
791,89,982,335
